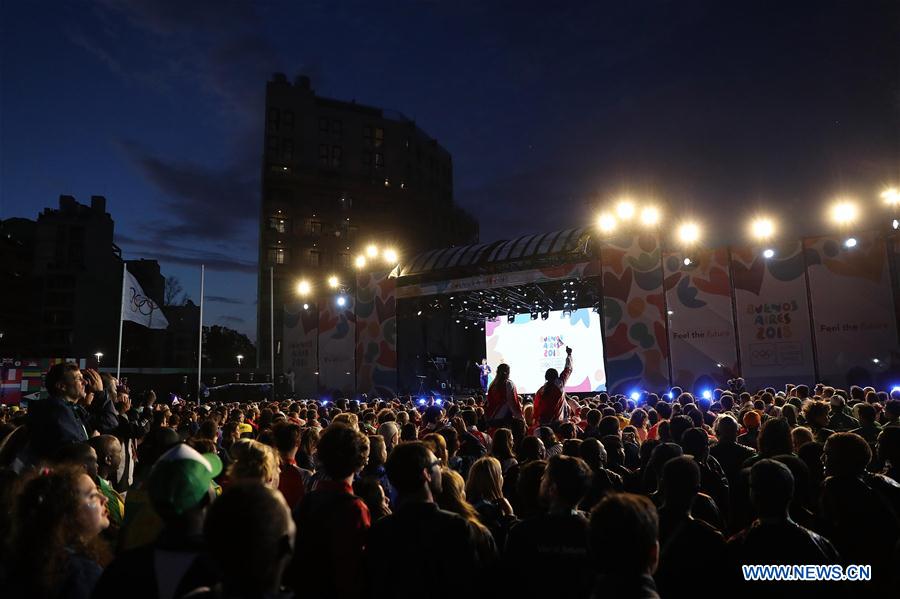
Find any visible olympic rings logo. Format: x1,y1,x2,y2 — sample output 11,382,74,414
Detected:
129,287,160,316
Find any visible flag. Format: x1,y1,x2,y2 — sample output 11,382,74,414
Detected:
122,268,169,329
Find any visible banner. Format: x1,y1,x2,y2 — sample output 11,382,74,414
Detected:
122,267,169,329
663,247,737,392
356,271,398,396
318,296,356,396
282,303,318,397
805,233,898,387
600,234,669,394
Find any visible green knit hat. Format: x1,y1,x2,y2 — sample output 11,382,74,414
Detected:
148,443,223,517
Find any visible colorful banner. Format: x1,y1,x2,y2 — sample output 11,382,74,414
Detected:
282,303,318,397
600,234,669,394
318,297,356,397
731,241,816,389
356,271,398,396
804,233,898,387
663,247,737,392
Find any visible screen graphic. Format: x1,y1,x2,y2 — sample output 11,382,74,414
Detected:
485,308,606,393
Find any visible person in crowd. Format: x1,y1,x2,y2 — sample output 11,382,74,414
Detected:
647,401,672,441
484,363,523,429
93,443,222,599
272,422,308,509
820,432,900,596
710,414,756,490
828,394,859,432
681,427,730,521
188,483,296,599
8,465,110,599
87,435,125,530
737,410,761,449
296,427,319,471
791,425,815,453
465,456,515,547
367,441,481,599
489,427,518,474
421,431,449,467
352,477,391,522
25,363,91,465
375,421,399,454
850,403,882,454
877,426,900,483
360,434,396,505
289,423,370,599
589,493,661,599
434,467,499,563
654,456,728,597
802,400,835,443
226,439,280,488
538,426,563,458
728,459,842,599
505,454,593,599
532,346,573,428
579,437,623,511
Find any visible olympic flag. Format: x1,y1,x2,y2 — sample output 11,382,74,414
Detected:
122,268,169,329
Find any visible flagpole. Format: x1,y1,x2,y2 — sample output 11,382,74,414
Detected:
116,262,127,380
197,264,205,406
269,266,275,397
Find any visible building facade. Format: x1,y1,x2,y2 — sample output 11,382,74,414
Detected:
257,74,478,370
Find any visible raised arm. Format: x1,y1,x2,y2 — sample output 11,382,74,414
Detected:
557,347,573,388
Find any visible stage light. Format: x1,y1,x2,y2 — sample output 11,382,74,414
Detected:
336,295,347,307
882,187,900,206
383,248,399,263
716,363,723,368
894,219,899,230
872,358,880,364
616,200,636,220
677,222,701,245
597,212,617,233
418,398,426,406
303,303,309,310
667,310,674,315
296,280,311,296
355,255,367,269
750,217,775,241
844,237,857,248
640,206,660,227
541,310,549,320
416,310,422,316
366,244,379,257
683,257,693,266
830,201,858,226
456,319,460,323
666,392,674,399
508,314,515,323
630,391,641,401
702,390,712,400
327,275,339,288
892,386,900,394
762,248,775,259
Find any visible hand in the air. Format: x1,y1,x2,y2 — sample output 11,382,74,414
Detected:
566,346,572,355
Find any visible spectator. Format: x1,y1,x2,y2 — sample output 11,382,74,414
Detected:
25,363,91,465
489,427,518,474
877,427,900,483
505,455,593,599
850,403,882,453
828,395,859,432
352,477,391,521
360,434,396,505
9,465,110,599
465,456,515,547
272,422,309,509
729,459,841,598
802,400,835,443
791,426,815,453
578,437,623,511
434,467,499,564
93,443,222,599
296,427,319,471
738,410,761,449
654,456,727,597
589,493,661,598
710,414,756,489
87,435,125,530
190,483,296,599
227,439,280,488
289,423,370,599
367,442,481,599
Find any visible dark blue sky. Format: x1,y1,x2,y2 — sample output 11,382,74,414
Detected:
2,0,898,342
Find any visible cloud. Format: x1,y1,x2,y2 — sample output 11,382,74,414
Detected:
206,295,245,305
218,315,246,324
116,140,257,242
116,232,257,273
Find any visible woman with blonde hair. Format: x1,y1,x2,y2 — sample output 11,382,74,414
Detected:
227,439,280,489
435,467,498,562
332,412,359,431
466,456,516,547
421,432,449,467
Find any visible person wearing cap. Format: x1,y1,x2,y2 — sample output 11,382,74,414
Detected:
738,410,761,450
92,443,222,599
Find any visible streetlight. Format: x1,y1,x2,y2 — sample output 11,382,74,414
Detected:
355,255,367,269
829,200,858,227
677,222,701,245
296,280,311,296
615,200,636,221
366,244,379,258
597,212,617,233
327,275,339,289
94,352,103,364
881,187,899,207
383,248,399,264
749,217,775,241
236,354,244,366
639,206,661,227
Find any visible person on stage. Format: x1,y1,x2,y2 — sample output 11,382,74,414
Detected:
533,346,573,429
478,358,492,391
484,363,523,429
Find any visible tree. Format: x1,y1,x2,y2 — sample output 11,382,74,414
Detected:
164,276,184,306
203,325,257,368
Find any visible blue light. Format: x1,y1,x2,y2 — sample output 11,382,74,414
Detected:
702,390,712,400
418,398,426,406
321,399,329,405
435,398,443,406
666,392,673,399
892,386,900,394
336,295,347,307
630,391,641,401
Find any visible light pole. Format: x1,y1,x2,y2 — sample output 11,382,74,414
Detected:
94,352,103,365
236,354,244,367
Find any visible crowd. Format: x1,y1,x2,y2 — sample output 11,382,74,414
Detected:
1,351,899,598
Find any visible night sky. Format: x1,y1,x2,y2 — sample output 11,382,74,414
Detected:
2,0,898,342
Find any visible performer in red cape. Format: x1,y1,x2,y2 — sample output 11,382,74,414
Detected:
484,362,523,430
533,346,573,429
